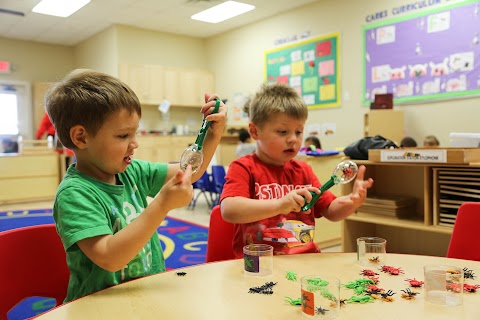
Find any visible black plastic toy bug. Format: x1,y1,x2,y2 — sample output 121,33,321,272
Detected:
463,267,476,279
176,272,187,276
401,288,419,300
316,306,329,315
381,290,396,302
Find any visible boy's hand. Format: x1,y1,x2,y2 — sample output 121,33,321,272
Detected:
202,93,227,136
155,165,194,212
277,187,320,215
339,165,374,206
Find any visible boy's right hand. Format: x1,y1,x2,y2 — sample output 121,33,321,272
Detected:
277,187,319,215
155,165,194,212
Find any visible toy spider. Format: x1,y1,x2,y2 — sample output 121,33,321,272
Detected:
368,256,380,263
176,272,187,276
405,278,424,288
464,284,480,293
316,306,329,315
360,269,379,277
463,267,476,280
401,288,419,300
380,290,396,302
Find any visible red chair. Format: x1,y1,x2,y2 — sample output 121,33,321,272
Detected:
447,202,480,261
206,205,236,263
0,224,70,319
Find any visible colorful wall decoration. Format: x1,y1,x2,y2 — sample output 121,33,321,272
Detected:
363,0,480,105
265,33,340,109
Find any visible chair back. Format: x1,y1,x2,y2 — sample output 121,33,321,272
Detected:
0,224,70,319
211,165,226,194
447,202,480,261
206,205,236,263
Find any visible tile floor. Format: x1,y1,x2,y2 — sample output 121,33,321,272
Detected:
0,193,341,252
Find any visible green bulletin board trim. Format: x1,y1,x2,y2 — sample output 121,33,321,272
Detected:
264,33,340,109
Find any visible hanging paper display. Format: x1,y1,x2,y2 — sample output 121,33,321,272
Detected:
363,0,480,105
265,33,340,109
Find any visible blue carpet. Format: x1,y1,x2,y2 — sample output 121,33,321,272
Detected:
0,208,208,319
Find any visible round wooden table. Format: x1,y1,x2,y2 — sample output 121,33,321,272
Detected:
37,253,480,319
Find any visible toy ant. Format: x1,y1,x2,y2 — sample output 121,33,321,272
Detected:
176,272,187,276
405,278,424,288
401,288,419,300
368,256,380,263
380,265,403,275
360,269,379,277
380,290,396,302
464,284,480,293
316,306,329,315
463,267,476,280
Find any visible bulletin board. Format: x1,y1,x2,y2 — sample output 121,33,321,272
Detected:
363,0,480,105
264,33,340,109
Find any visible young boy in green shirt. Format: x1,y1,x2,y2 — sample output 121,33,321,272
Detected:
45,69,226,302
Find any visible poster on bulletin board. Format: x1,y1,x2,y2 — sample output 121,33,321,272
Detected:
264,33,340,109
363,0,480,105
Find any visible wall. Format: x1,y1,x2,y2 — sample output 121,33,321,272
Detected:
74,26,118,76
206,0,480,149
0,37,74,82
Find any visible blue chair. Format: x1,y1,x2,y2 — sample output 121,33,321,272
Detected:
189,171,213,209
210,165,226,207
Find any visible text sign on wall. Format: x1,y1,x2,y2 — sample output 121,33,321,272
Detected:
363,0,480,105
265,33,340,109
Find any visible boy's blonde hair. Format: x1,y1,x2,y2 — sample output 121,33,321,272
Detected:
244,83,308,127
45,69,141,150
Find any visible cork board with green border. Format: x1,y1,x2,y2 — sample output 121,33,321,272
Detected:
264,33,340,109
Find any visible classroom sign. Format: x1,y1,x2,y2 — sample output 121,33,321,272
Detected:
265,33,340,109
363,0,480,105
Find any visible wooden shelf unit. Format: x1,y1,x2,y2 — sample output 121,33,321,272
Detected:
340,161,480,257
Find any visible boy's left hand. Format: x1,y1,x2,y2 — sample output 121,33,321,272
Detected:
341,165,374,207
202,93,227,136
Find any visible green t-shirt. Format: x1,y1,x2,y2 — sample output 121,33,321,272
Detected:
53,159,168,302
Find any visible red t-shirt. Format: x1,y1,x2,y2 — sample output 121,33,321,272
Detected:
220,154,336,258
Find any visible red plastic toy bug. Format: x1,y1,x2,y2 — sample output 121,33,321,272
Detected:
368,276,380,284
360,269,379,277
464,284,480,293
446,282,462,293
405,278,424,288
386,267,404,275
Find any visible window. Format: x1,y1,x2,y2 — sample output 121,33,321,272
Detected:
0,90,19,135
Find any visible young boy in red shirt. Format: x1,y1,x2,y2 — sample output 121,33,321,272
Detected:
220,83,373,257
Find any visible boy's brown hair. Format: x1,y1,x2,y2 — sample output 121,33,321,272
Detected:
45,69,141,150
245,83,308,127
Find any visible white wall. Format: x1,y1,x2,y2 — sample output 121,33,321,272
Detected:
206,0,480,149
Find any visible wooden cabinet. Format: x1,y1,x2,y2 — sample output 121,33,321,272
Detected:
364,110,404,144
164,68,215,107
119,64,214,107
119,64,164,105
135,136,193,163
340,160,467,257
0,153,59,204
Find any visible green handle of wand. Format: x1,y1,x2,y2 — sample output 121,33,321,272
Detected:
194,99,220,150
301,176,337,211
